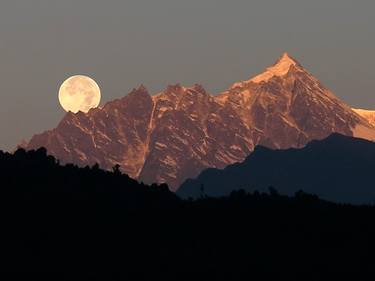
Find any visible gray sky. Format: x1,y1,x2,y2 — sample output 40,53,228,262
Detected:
0,0,374,151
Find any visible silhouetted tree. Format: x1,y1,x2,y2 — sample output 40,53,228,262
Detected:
92,163,100,170
112,164,121,176
268,186,279,197
200,183,206,199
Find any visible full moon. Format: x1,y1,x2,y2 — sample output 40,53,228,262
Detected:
58,75,101,113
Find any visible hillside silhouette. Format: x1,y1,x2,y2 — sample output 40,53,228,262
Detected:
179,133,375,204
1,147,375,280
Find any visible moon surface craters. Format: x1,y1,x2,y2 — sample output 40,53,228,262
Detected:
58,75,101,113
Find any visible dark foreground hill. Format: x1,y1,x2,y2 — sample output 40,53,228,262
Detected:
179,134,375,204
1,148,375,280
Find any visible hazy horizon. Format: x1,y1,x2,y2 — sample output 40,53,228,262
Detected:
1,0,374,151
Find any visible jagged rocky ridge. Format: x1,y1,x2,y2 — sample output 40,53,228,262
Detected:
24,53,375,190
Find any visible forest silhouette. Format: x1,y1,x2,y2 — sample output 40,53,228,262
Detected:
0,147,375,280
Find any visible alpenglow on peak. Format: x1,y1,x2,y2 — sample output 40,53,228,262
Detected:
250,52,300,83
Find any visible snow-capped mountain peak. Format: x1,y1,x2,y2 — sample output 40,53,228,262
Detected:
250,52,299,83
230,52,301,89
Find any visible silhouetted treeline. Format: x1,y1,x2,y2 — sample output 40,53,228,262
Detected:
1,148,375,280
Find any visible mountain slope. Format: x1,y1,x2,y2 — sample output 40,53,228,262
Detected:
178,134,375,204
139,84,254,187
353,108,375,127
215,53,375,148
27,86,154,179
24,53,375,190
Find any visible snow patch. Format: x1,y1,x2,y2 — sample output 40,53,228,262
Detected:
353,108,375,127
230,145,241,151
251,53,297,83
155,142,167,149
161,155,177,166
73,149,88,161
352,124,375,141
215,94,229,105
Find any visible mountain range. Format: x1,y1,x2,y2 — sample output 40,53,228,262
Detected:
23,53,375,190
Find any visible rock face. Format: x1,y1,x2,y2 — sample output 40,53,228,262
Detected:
24,53,375,191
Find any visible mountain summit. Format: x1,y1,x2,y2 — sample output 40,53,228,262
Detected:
251,52,299,83
23,53,375,190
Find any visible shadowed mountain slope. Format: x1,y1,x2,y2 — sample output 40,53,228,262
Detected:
178,134,375,204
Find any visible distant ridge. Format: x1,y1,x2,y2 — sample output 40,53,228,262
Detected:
178,134,375,204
